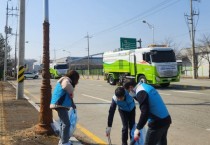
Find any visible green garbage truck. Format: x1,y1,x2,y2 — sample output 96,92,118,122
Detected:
103,45,180,87
50,63,68,79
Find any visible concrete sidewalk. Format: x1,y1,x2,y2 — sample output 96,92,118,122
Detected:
171,77,210,90
0,81,82,145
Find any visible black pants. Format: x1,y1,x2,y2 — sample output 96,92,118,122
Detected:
118,107,136,145
145,124,170,145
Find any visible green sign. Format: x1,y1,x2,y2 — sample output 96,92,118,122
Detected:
120,37,136,50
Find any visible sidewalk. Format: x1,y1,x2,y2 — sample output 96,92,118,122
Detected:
0,81,82,145
171,77,210,90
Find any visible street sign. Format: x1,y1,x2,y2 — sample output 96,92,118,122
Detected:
120,37,136,50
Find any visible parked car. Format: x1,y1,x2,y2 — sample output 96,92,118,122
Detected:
24,72,39,79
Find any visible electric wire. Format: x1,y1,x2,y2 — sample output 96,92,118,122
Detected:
65,0,181,48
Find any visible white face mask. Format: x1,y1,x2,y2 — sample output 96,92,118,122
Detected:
129,91,136,97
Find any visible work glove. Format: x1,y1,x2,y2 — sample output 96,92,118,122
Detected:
134,129,140,141
106,127,111,136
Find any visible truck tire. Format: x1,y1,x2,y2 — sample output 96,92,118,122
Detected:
138,75,147,83
109,75,116,85
160,83,170,87
51,74,55,79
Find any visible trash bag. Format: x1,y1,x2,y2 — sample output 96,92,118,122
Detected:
68,108,78,137
130,124,147,145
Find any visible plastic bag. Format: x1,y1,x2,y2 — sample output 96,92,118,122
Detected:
130,124,147,145
68,108,78,137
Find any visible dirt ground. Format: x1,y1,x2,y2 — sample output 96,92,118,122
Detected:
0,81,103,145
0,81,59,145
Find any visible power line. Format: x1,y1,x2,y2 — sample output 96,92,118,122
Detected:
91,0,181,37
62,0,182,53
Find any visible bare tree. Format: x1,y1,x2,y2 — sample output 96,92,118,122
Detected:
0,34,5,66
182,47,202,78
198,34,210,78
161,37,181,58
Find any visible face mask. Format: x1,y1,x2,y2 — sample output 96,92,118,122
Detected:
129,91,136,97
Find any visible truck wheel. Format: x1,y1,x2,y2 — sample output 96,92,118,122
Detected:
51,74,55,79
138,75,147,83
109,75,116,85
160,83,170,87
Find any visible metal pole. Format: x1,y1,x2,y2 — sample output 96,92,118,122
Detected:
142,20,154,44
87,32,90,79
16,0,25,99
14,27,18,78
85,32,91,79
152,27,154,44
54,48,56,63
35,0,53,135
3,1,9,81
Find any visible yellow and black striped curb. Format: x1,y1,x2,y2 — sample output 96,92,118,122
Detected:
18,66,24,82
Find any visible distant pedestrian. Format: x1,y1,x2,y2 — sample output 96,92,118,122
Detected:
106,80,136,145
50,70,80,145
134,83,171,145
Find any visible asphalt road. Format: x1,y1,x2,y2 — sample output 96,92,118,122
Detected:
10,77,210,145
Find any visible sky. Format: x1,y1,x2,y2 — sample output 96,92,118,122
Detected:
0,0,210,63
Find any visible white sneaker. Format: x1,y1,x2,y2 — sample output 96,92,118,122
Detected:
59,141,72,145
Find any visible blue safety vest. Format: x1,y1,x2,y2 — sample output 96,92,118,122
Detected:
50,82,72,108
113,92,135,112
136,83,169,123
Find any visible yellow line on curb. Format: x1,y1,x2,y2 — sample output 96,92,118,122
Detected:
76,124,107,144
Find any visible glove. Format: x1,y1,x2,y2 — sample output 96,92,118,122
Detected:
106,127,111,136
134,129,140,141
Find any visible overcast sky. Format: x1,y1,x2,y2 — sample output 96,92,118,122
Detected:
0,0,209,62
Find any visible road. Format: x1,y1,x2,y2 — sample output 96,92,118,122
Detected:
11,77,210,145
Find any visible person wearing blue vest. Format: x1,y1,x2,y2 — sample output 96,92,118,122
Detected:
50,70,80,145
106,80,136,145
133,83,171,145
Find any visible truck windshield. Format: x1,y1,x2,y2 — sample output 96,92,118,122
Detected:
151,50,176,63
55,64,68,69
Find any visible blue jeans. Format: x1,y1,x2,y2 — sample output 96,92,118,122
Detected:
144,124,170,145
56,108,70,144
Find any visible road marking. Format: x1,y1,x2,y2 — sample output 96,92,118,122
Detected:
159,93,171,96
77,124,107,144
82,94,111,103
17,87,106,144
206,129,210,131
172,90,205,95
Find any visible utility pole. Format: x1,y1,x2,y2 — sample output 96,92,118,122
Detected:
35,0,53,135
3,1,9,81
85,32,91,79
185,0,199,79
14,19,18,78
16,0,25,99
4,0,19,81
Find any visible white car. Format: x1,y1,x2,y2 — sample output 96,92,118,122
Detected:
24,72,39,79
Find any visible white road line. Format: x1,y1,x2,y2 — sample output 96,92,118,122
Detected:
206,129,210,131
172,90,205,95
81,94,111,103
159,93,171,96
